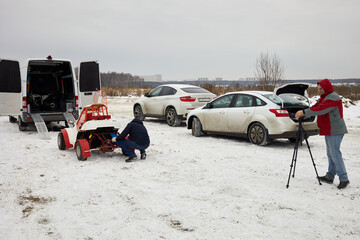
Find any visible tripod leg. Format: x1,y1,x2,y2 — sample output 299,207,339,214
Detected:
286,135,299,188
286,143,299,188
286,122,303,188
292,146,298,178
304,137,322,186
292,129,303,178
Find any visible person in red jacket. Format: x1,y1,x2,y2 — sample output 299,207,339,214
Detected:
295,79,349,189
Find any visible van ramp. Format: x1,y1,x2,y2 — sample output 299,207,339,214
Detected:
63,112,76,127
31,114,50,139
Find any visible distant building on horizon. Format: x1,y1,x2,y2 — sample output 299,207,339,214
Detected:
140,74,162,82
237,77,255,81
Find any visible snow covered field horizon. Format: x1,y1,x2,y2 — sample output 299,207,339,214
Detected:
1,97,359,240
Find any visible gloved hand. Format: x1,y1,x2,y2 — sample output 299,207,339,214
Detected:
111,137,117,143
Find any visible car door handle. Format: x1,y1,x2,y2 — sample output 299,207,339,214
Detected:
219,112,226,114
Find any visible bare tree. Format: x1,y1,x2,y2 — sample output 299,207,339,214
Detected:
255,52,284,90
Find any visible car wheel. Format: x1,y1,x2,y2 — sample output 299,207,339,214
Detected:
192,117,203,137
248,123,269,146
166,108,181,127
76,141,88,161
133,105,145,121
18,116,27,131
57,132,66,150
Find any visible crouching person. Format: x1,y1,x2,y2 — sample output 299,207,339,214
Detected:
112,118,150,162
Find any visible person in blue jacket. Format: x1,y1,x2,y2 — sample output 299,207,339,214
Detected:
112,118,150,162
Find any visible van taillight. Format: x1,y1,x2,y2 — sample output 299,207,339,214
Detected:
22,97,27,109
269,109,289,117
75,96,79,107
180,96,196,102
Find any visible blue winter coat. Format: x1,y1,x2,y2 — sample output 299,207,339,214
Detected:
116,118,150,147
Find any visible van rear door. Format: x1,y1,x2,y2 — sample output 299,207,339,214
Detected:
78,61,101,108
0,59,22,115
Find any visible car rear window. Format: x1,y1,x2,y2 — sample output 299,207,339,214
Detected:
264,93,309,107
181,87,210,93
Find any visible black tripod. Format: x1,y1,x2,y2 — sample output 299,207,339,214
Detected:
286,118,322,188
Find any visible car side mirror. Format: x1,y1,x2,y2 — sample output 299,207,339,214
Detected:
205,102,211,109
144,93,150,97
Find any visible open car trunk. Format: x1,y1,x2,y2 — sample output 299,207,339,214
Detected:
27,60,75,113
273,83,316,123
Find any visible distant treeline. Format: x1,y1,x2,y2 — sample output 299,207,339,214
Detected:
99,71,360,89
143,78,360,88
100,72,145,88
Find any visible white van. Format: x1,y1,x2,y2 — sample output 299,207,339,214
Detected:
0,56,101,131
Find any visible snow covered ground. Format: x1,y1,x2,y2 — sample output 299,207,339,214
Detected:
0,97,359,240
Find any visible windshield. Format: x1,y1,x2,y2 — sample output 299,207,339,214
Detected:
264,93,309,107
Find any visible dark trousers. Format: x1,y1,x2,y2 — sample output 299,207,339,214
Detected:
116,140,147,157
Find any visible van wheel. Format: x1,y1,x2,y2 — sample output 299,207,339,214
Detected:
76,141,88,161
9,116,17,123
166,108,181,127
58,132,66,150
134,105,145,121
18,116,28,131
192,117,203,137
248,123,268,146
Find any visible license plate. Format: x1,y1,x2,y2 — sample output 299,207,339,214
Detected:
198,98,211,102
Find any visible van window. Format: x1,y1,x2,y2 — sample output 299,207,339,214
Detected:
0,60,21,93
79,62,100,92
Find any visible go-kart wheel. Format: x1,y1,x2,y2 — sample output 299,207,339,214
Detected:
76,140,91,161
57,132,66,150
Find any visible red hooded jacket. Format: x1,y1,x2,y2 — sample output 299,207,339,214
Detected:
304,79,347,136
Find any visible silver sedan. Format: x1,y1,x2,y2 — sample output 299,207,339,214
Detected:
186,83,319,145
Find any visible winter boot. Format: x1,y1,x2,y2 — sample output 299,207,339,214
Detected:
140,150,147,160
318,176,334,184
125,155,138,163
337,180,350,189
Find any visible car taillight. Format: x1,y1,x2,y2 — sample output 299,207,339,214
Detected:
180,96,196,102
22,96,27,109
75,96,79,107
269,109,289,117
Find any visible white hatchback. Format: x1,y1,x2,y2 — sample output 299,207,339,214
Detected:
133,84,216,126
186,83,319,145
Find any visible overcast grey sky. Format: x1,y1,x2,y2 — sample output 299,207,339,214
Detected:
1,0,359,80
